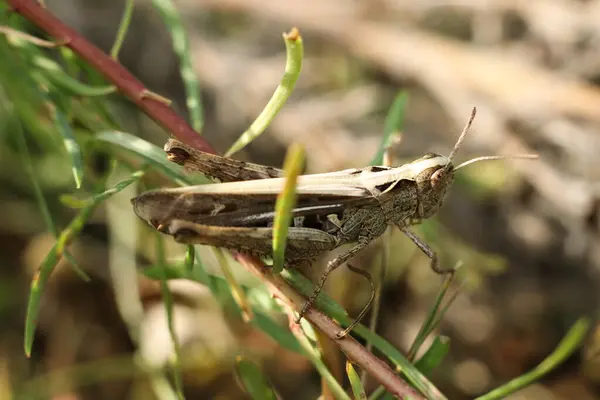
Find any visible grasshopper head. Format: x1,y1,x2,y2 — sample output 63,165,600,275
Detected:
410,153,455,219
406,107,537,221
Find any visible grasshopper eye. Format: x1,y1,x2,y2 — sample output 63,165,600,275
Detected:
430,168,445,187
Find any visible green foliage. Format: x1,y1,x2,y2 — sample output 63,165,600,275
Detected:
235,357,277,400
272,144,305,273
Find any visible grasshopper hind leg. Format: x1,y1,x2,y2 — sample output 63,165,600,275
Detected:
335,263,375,339
295,239,372,335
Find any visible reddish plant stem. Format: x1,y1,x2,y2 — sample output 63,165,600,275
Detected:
9,0,425,397
7,0,214,154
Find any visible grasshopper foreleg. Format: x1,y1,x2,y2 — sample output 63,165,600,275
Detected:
399,227,454,275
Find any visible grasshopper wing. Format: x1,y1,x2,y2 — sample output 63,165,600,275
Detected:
132,184,378,229
166,220,339,260
131,160,432,228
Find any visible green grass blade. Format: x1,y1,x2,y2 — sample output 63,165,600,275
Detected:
33,55,116,96
53,109,84,189
413,336,451,376
272,143,305,273
347,361,367,400
14,116,90,281
407,273,455,360
62,168,147,209
154,233,184,400
24,241,60,358
24,201,96,357
94,131,207,185
252,311,303,354
226,28,303,156
235,357,277,400
14,117,58,237
151,0,203,131
110,0,134,59
285,306,350,400
476,318,590,400
212,248,253,322
371,91,408,166
184,245,195,272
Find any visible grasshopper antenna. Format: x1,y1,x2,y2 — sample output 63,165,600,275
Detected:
447,106,477,165
456,154,539,170
447,107,538,170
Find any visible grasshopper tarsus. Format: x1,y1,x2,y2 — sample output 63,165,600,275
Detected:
335,263,376,339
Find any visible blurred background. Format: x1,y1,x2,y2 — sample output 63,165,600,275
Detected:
2,0,600,399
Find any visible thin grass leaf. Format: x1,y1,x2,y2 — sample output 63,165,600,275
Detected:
184,245,195,272
413,336,451,376
272,143,305,273
407,272,456,360
24,201,96,357
213,248,254,323
110,0,134,59
347,362,367,400
53,109,84,188
235,357,277,400
285,307,350,400
94,131,207,185
33,55,116,96
61,168,147,209
14,116,91,282
252,311,303,354
14,118,58,236
143,263,188,280
282,270,445,399
155,233,184,400
59,46,79,77
370,91,408,166
476,318,590,400
151,0,203,131
188,246,219,298
226,28,303,156
63,252,91,282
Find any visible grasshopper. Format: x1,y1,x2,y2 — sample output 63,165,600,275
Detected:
132,108,537,338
